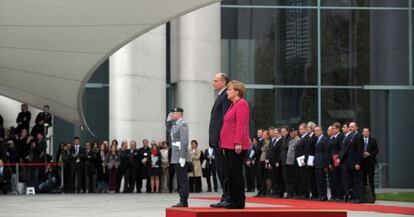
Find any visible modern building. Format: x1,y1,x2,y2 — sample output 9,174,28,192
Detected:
1,0,413,188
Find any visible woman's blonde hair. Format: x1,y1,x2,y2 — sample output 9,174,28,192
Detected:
227,80,246,98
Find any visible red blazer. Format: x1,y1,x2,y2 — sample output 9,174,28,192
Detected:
219,98,250,150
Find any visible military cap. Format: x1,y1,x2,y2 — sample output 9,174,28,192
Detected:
171,107,184,113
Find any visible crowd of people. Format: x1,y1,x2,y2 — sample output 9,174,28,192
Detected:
247,121,379,203
0,75,379,206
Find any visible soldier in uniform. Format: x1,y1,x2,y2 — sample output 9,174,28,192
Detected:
169,107,191,207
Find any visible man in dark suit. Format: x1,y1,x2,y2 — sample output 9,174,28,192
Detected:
69,137,85,193
266,128,283,197
0,158,11,194
294,123,310,199
327,123,344,201
83,142,96,193
126,140,139,193
313,126,329,201
362,128,379,200
209,73,232,208
203,147,218,192
338,123,353,201
306,122,318,200
244,141,257,192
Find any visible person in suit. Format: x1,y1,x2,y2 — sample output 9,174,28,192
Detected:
244,139,257,192
362,127,379,200
0,158,11,194
16,103,31,133
327,123,344,201
338,122,353,201
170,107,191,207
294,123,310,199
117,141,129,193
137,139,151,193
83,142,96,193
219,80,250,209
203,146,218,192
106,143,121,193
69,137,85,193
257,130,271,197
265,128,283,197
306,122,318,200
313,126,329,201
126,140,139,193
209,72,232,208
276,126,289,197
348,122,365,203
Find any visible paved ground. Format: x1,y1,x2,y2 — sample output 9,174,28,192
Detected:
0,192,412,217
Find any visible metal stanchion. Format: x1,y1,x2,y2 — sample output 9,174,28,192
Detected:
15,163,19,194
61,163,64,189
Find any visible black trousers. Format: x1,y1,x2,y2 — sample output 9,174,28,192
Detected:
83,166,95,193
174,164,189,204
63,163,72,193
70,162,83,193
314,168,327,198
168,164,175,193
255,161,263,193
341,163,353,198
284,164,298,195
328,166,343,199
298,166,310,197
116,167,127,193
271,163,285,197
214,148,230,202
189,176,202,193
363,162,376,197
125,166,138,193
244,164,255,191
223,149,246,206
205,167,218,191
352,168,363,201
309,167,318,198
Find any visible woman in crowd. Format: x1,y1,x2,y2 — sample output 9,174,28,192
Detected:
96,143,108,193
219,80,250,209
189,140,203,193
149,143,162,193
106,143,120,193
258,130,271,196
160,141,170,193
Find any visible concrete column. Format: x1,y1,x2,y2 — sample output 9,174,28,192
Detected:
170,3,221,150
109,25,166,143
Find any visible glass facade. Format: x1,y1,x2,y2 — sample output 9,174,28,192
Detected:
221,0,414,187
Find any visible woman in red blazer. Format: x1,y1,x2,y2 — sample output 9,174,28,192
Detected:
219,80,250,209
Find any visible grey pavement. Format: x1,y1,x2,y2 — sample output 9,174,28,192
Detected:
0,192,412,217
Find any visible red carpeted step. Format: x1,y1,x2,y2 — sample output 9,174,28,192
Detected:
190,196,414,216
166,207,347,217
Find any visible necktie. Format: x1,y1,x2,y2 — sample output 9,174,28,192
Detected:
364,138,368,151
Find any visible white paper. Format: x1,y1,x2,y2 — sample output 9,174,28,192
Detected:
307,155,315,167
296,155,305,167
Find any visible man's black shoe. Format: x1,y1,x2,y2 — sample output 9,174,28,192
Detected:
172,202,188,207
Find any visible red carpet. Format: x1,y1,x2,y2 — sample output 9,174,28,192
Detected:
167,207,346,217
190,196,414,216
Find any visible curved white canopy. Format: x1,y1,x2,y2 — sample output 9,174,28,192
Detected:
0,0,220,127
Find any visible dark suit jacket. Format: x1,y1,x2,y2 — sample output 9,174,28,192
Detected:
327,134,343,165
209,88,231,148
69,145,85,164
0,166,11,190
363,137,379,166
266,137,280,163
341,132,364,169
339,132,353,162
314,136,329,168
